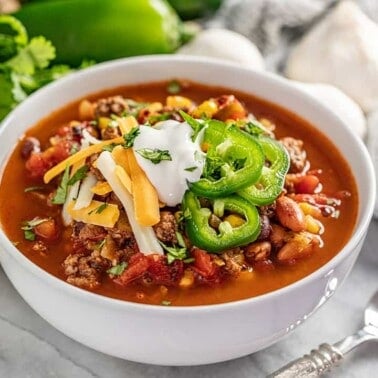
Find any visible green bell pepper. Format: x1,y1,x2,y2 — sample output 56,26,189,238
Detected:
13,0,184,66
182,190,261,253
238,135,290,205
189,119,265,198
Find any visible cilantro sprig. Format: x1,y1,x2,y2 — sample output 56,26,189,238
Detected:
123,127,140,149
52,165,88,205
0,15,94,121
107,262,128,276
159,232,194,264
136,148,172,164
21,217,50,241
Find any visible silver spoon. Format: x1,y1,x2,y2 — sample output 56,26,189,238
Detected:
268,290,378,377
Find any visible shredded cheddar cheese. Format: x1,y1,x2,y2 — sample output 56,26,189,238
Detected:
115,165,133,194
91,181,113,196
43,136,124,184
117,115,138,135
67,200,120,228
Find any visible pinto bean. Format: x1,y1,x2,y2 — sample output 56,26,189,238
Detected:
21,137,40,159
245,241,271,263
277,232,320,262
270,224,288,249
276,196,306,232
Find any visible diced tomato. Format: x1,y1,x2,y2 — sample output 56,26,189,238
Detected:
214,95,247,121
146,256,184,286
34,219,59,241
115,253,150,286
25,140,73,179
294,175,320,194
192,248,217,278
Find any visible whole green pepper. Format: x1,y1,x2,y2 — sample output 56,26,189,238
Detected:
13,0,184,66
189,119,265,198
182,190,261,253
238,135,290,205
167,0,222,20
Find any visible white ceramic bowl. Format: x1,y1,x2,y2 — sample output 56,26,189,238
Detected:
0,56,375,366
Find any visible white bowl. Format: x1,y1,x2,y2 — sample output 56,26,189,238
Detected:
0,56,375,366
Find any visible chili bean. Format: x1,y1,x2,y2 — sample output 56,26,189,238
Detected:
245,241,271,263
21,137,40,159
276,196,306,232
294,174,320,194
277,232,320,262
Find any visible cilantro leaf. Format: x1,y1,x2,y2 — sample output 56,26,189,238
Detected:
6,36,55,75
166,79,181,94
88,203,108,215
52,166,70,205
160,232,190,264
136,148,172,164
21,217,50,241
67,165,89,186
123,127,140,149
179,110,206,141
107,262,128,276
184,166,197,172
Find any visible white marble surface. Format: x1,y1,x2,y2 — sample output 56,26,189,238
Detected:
0,219,376,378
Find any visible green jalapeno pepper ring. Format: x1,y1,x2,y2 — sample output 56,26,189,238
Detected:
239,135,289,205
189,120,265,198
182,190,261,253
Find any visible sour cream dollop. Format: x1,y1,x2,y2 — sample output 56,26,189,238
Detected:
132,120,205,206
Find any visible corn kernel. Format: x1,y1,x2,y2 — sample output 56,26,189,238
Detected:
179,269,194,288
299,202,322,218
99,117,110,130
192,100,218,118
224,214,245,227
166,95,193,109
305,215,323,234
146,102,163,113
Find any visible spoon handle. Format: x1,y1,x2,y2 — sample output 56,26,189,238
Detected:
267,343,343,378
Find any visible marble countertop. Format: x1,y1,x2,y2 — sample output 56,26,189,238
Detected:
0,219,376,378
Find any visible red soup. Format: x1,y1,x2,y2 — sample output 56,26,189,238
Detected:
0,80,358,306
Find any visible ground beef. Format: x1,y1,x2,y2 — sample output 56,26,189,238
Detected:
94,96,128,117
107,213,138,250
221,248,245,276
153,211,178,244
72,222,107,253
63,251,111,289
31,241,48,255
101,126,121,140
280,137,307,173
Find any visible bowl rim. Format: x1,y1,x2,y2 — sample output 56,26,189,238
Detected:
0,55,375,313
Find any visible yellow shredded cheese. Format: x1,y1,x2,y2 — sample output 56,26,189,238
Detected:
67,200,120,228
90,181,112,195
112,145,131,175
114,165,132,194
43,136,124,184
117,115,138,135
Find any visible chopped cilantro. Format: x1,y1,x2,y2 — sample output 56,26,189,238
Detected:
23,229,36,241
136,148,172,164
161,300,171,306
102,143,117,152
167,79,181,94
179,110,206,141
67,165,89,186
69,144,80,155
52,165,70,204
95,239,106,250
184,166,197,172
160,232,190,264
21,217,49,241
147,112,171,124
88,203,108,215
123,127,140,149
107,262,128,276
